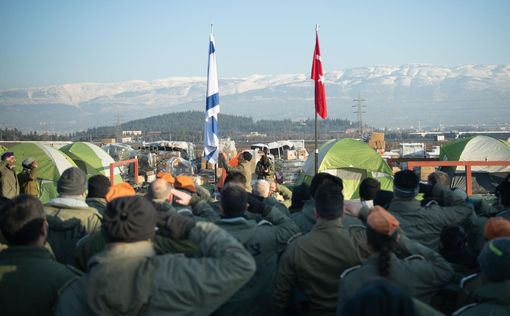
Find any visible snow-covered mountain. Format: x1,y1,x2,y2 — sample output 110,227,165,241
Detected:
1,64,509,131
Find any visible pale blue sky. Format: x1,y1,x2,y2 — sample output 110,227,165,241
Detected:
1,0,509,89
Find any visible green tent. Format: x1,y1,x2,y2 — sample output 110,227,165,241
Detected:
300,138,393,199
60,142,123,184
10,142,78,203
0,145,7,154
440,135,510,193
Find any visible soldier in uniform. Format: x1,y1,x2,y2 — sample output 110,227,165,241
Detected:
337,206,455,313
213,184,300,316
0,195,80,316
274,182,368,316
0,152,19,199
44,167,102,264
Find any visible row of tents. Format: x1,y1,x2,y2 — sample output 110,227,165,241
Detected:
301,135,510,199
1,135,509,202
0,142,122,202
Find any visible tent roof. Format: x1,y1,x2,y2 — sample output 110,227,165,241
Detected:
440,135,510,172
303,138,393,176
10,142,77,181
60,142,122,181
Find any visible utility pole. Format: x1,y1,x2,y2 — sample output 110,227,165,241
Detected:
115,113,122,143
352,93,366,139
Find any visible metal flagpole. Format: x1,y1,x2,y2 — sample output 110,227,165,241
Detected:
314,24,319,175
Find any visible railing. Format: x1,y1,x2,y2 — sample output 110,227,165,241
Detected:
109,159,139,185
407,160,510,196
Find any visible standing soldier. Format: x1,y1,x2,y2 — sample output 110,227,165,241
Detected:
18,158,39,198
0,152,20,199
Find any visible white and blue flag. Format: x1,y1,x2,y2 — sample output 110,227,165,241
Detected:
204,32,220,164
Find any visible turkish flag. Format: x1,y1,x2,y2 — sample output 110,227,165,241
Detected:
311,31,327,119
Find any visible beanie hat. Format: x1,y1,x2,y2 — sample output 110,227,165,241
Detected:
105,182,136,202
393,170,420,198
87,175,111,199
367,206,400,236
478,237,510,282
1,152,14,160
103,196,157,242
57,167,87,195
22,158,35,168
157,172,175,185
175,175,196,193
484,217,510,240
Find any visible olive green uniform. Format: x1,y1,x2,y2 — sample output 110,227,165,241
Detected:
55,222,256,316
18,167,39,198
0,160,19,199
273,217,369,316
0,246,80,316
337,237,455,314
213,206,300,316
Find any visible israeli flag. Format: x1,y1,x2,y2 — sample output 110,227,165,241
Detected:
204,33,220,163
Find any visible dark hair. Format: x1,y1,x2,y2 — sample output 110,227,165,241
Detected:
496,177,510,207
359,178,381,201
314,182,344,220
224,171,247,186
427,171,450,187
341,280,416,316
221,184,248,216
242,151,253,162
310,173,343,198
440,225,467,252
0,195,46,245
394,170,419,189
87,175,111,199
366,225,398,277
373,190,394,209
289,183,311,212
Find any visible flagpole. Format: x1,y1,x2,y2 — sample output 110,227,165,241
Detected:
314,24,319,175
315,108,319,175
210,23,218,186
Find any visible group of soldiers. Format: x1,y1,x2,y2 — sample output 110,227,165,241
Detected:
1,149,510,315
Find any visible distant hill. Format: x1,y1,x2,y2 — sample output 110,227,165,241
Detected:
74,111,353,142
2,64,509,131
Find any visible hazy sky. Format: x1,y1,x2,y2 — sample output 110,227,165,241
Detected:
1,0,509,89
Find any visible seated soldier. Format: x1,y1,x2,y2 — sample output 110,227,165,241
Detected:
212,183,299,316
338,207,455,313
439,225,479,276
0,195,80,316
340,280,444,316
289,183,311,213
291,173,361,234
388,170,479,252
55,196,256,315
85,175,110,215
74,182,198,271
274,182,367,316
359,177,380,208
454,237,510,316
44,167,102,264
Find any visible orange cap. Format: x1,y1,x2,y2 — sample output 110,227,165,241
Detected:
157,172,175,185
106,182,136,202
484,217,510,240
367,206,400,236
174,175,196,193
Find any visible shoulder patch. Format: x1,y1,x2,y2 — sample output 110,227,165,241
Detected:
348,225,366,232
257,219,273,226
287,232,302,245
460,273,479,288
404,254,425,261
340,265,361,279
452,303,478,316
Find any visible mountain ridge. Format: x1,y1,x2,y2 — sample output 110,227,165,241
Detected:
1,64,509,131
